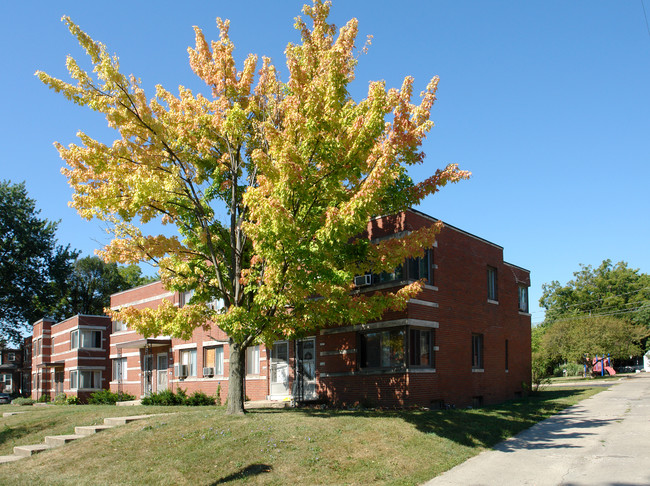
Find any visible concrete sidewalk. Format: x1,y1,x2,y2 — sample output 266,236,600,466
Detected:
424,374,650,486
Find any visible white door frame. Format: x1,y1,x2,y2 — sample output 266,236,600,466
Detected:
269,341,290,400
156,353,168,392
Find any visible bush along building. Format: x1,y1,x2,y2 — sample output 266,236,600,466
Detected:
107,209,531,408
31,315,112,402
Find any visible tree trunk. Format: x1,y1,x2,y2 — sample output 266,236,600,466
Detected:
226,340,246,415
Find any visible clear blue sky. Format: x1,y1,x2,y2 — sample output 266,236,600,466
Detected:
2,1,649,324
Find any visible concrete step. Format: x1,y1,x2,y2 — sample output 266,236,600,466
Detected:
44,434,85,447
14,443,54,457
75,424,115,436
104,414,154,426
0,454,23,463
116,399,142,406
3,411,28,417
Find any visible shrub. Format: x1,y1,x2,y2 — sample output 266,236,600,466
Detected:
66,396,81,405
11,397,35,406
37,394,51,403
53,393,68,405
186,391,216,406
141,389,186,406
553,362,585,377
88,389,136,405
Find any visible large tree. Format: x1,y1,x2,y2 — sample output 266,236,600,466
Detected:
37,1,469,413
0,180,77,343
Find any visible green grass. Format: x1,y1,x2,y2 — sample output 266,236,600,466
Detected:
0,387,603,486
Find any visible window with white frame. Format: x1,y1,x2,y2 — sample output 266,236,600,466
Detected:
112,320,127,332
1,374,12,390
7,352,15,362
203,346,224,376
113,358,127,382
33,338,42,356
180,289,194,307
246,346,260,375
71,329,102,349
518,286,529,313
487,266,498,301
180,349,197,377
70,370,102,390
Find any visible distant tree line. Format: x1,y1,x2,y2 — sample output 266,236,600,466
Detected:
534,259,650,379
0,180,155,343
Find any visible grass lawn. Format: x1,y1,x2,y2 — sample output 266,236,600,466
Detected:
0,387,602,486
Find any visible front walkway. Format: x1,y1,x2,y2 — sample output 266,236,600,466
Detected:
424,374,650,485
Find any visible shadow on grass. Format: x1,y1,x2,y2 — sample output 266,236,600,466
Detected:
251,388,605,451
0,424,31,445
210,463,272,485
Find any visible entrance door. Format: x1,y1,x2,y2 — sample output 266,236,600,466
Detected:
270,342,290,398
295,338,317,401
54,371,64,395
157,353,168,392
142,353,153,397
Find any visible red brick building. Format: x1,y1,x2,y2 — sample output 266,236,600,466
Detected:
108,209,531,408
31,315,112,402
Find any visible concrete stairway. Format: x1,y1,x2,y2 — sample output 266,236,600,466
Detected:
1,414,157,463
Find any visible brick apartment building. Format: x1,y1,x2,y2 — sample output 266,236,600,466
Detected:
109,209,531,408
31,315,112,401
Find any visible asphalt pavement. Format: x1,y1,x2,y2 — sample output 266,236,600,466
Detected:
423,373,650,486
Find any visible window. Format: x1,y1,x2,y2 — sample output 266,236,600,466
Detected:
409,329,434,367
518,286,529,312
7,352,15,362
407,249,432,283
360,329,405,368
379,265,403,284
1,374,12,389
472,334,484,370
487,266,498,301
113,358,127,382
204,346,224,376
113,320,127,332
180,349,197,377
34,338,41,356
71,329,102,349
180,289,194,307
505,339,509,372
246,346,260,375
70,370,102,390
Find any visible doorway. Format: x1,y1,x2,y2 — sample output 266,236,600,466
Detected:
157,353,168,392
270,341,290,399
295,338,317,401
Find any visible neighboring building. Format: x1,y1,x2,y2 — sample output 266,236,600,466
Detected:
109,209,531,408
31,315,112,402
0,346,26,395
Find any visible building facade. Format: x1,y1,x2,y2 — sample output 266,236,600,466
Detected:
108,209,531,408
31,315,112,402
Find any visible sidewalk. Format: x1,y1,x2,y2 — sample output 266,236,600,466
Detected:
424,374,650,486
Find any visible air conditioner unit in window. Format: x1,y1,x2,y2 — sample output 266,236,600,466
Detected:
203,367,214,377
354,274,372,287
174,364,188,378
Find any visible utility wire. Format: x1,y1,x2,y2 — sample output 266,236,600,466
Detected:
642,0,650,39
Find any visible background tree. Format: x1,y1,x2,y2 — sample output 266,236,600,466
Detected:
37,0,469,413
51,256,155,318
540,260,650,327
535,260,650,376
0,180,77,343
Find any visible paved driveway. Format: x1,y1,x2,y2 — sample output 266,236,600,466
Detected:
424,374,650,486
